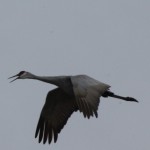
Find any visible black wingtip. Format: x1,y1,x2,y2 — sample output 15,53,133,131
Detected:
53,129,58,143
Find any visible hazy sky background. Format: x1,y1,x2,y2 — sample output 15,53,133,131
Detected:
1,0,150,149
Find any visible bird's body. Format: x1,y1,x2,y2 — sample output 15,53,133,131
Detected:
9,71,138,144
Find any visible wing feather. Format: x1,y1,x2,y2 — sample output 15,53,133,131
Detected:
35,88,78,144
43,121,48,144
71,75,110,118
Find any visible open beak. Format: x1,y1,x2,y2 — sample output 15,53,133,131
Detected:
8,74,19,83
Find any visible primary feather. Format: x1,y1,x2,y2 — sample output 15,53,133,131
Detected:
35,88,78,144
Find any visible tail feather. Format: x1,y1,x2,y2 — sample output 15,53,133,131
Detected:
102,91,138,103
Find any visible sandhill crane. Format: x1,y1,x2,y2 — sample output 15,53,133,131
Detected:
9,71,138,144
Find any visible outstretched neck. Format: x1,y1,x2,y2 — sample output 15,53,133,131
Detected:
32,75,68,87
31,74,74,95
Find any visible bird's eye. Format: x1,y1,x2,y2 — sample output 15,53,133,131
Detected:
18,71,26,76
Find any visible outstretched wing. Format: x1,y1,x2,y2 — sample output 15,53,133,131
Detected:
71,75,110,118
35,88,78,144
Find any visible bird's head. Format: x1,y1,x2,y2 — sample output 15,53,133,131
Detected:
8,71,33,82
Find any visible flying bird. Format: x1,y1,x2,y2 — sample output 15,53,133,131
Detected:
9,71,138,144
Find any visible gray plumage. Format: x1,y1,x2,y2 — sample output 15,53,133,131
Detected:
9,71,138,144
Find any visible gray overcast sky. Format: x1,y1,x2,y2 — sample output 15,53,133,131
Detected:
1,0,150,149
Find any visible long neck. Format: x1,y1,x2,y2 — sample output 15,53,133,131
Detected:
32,75,68,87
30,74,74,95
